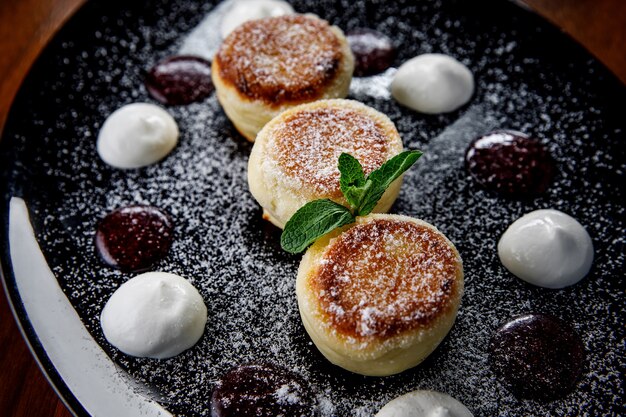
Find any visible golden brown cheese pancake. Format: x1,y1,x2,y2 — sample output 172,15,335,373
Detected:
296,214,464,376
248,99,403,228
212,14,354,141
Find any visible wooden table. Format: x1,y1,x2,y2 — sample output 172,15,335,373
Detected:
1,1,624,416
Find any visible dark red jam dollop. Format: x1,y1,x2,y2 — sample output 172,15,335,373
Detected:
211,363,315,417
95,205,174,272
145,55,214,105
346,29,395,77
489,314,585,401
465,130,555,197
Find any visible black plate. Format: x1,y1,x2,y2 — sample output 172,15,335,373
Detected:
1,0,625,416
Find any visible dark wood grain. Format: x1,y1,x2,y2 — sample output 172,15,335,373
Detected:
0,1,624,416
0,4,84,417
0,286,73,417
524,0,626,85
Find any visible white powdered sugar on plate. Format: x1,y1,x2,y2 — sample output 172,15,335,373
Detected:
1,0,624,416
178,0,236,60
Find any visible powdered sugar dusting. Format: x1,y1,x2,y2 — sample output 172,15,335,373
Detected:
0,0,624,416
216,14,342,103
314,218,460,340
350,67,396,100
178,0,236,59
275,382,303,405
266,106,393,197
210,362,315,415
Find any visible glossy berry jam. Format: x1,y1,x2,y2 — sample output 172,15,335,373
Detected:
211,363,315,417
95,205,174,272
346,28,395,77
489,314,585,401
465,130,555,197
145,55,214,105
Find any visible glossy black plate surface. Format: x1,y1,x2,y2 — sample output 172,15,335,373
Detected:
1,0,624,416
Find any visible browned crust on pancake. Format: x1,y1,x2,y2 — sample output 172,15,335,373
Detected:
271,107,390,198
311,219,461,340
215,15,342,106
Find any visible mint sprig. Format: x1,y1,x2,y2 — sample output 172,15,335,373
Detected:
280,199,355,254
355,150,423,216
338,153,366,210
280,150,423,254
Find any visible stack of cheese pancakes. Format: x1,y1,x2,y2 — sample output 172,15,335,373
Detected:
213,11,463,378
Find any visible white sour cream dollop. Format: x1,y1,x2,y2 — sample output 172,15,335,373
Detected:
100,272,207,359
97,103,179,169
221,0,295,38
498,209,594,289
375,390,473,417
391,53,474,114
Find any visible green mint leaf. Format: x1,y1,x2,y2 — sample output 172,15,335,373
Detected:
357,150,423,216
281,199,356,254
279,150,422,254
338,153,366,210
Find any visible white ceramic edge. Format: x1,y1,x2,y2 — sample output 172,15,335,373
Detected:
8,197,172,417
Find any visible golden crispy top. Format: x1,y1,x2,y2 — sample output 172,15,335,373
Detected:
215,15,343,105
267,105,391,198
311,218,461,340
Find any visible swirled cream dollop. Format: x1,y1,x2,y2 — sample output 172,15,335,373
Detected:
100,272,207,359
221,0,295,38
498,209,594,289
375,390,473,417
391,53,474,114
97,103,179,169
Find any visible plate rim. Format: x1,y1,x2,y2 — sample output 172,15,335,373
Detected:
1,0,624,416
